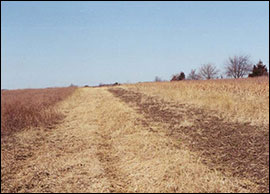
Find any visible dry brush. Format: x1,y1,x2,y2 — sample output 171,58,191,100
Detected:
1,87,77,137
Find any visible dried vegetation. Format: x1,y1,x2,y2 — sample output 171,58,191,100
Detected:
124,77,269,126
1,87,77,137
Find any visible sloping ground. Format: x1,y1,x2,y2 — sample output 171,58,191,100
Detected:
1,87,268,193
108,87,269,193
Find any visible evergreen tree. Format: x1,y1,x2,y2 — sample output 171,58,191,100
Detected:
248,60,269,77
179,72,185,80
171,72,185,81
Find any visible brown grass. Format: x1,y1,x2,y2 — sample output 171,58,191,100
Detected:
1,87,77,137
1,88,252,193
109,87,269,192
123,77,269,126
1,78,269,193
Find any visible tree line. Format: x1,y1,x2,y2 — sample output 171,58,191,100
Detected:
155,55,269,82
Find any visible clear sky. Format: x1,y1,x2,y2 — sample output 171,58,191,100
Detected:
1,1,269,89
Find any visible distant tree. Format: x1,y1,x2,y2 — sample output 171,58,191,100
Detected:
225,55,252,78
248,60,269,77
154,76,162,82
171,74,178,81
171,72,185,81
69,83,77,87
113,82,120,86
179,72,185,80
187,69,201,80
220,74,224,79
199,63,219,80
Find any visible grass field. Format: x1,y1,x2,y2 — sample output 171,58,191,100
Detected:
124,77,269,126
1,87,76,137
1,78,269,193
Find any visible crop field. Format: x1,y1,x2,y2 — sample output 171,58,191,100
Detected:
1,78,269,193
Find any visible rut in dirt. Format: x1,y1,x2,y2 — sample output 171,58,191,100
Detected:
96,132,130,193
108,88,269,193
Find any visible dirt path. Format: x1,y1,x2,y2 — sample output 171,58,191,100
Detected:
1,87,268,193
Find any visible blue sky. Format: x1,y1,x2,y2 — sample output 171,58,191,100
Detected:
1,1,269,89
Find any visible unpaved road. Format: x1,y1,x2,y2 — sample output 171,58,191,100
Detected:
1,87,269,193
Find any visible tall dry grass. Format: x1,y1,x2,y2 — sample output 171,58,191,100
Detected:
124,77,269,126
1,87,76,137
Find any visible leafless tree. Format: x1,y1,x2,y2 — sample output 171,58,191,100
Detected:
224,55,253,78
187,69,201,80
199,63,219,80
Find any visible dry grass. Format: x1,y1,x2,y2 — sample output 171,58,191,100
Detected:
1,78,269,193
98,89,252,193
1,87,77,137
1,88,253,193
1,89,111,193
109,87,269,192
123,77,269,126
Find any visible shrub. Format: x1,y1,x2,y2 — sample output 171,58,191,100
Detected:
171,72,185,81
187,69,201,80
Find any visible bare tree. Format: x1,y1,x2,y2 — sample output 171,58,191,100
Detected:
199,63,219,80
187,69,201,80
224,55,252,78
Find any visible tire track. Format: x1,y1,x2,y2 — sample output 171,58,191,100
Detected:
95,133,130,193
108,87,269,193
1,88,130,193
91,89,132,193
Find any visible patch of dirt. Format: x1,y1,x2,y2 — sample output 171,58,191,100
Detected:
108,88,269,193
